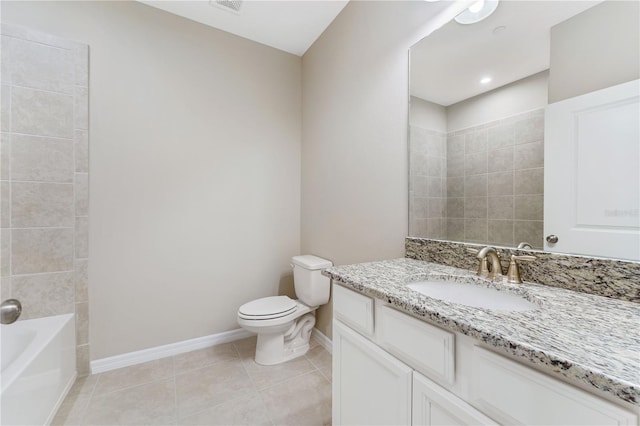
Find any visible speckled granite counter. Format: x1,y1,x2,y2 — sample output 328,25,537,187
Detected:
323,258,640,406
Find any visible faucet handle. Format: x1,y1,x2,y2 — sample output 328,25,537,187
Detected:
466,248,479,254
506,254,536,284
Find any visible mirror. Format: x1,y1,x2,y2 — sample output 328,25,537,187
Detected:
408,0,640,259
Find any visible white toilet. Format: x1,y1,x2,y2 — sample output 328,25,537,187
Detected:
237,255,332,365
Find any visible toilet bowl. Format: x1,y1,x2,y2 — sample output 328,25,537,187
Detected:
237,255,332,365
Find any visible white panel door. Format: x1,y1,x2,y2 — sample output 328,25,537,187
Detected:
333,320,412,426
545,79,640,260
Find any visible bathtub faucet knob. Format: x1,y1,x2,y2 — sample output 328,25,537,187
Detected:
1,299,22,324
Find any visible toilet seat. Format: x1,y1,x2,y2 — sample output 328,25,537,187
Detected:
238,296,297,320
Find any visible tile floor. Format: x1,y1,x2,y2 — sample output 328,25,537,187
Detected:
53,336,332,426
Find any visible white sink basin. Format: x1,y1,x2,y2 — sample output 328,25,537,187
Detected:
407,281,537,311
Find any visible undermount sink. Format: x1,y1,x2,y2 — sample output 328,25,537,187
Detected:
407,280,537,312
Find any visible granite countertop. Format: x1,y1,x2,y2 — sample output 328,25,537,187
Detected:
323,258,640,406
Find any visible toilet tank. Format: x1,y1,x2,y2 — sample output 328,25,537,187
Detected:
291,255,333,307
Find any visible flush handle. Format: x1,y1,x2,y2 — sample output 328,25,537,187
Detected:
546,235,559,244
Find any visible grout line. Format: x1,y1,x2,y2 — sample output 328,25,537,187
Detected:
9,131,74,142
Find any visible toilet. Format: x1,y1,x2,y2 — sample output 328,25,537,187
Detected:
237,255,332,365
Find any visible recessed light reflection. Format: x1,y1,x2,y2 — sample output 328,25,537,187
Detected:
480,77,492,84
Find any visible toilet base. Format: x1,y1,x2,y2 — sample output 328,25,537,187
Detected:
254,313,316,365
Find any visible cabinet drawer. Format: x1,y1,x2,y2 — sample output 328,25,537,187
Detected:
376,303,455,385
333,283,374,338
472,346,638,425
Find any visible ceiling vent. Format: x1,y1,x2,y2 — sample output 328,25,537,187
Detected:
211,0,243,14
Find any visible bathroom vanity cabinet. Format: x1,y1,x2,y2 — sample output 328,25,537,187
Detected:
332,283,638,426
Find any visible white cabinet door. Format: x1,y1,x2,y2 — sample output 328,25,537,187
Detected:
333,320,412,426
544,79,640,260
413,371,497,426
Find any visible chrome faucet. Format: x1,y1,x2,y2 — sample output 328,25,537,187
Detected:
1,299,22,324
476,246,503,279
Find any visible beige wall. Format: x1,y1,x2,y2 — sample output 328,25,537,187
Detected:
410,96,447,132
2,1,302,359
301,1,467,337
447,71,549,132
549,0,640,103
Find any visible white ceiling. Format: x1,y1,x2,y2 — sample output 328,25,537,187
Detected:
138,0,349,56
410,1,602,106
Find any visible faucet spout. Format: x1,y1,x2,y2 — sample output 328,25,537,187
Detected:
476,246,503,278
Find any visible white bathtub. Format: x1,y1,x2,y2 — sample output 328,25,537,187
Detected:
1,314,76,425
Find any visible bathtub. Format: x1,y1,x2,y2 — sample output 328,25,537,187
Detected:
1,314,76,425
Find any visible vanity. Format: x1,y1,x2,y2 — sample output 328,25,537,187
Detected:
325,257,640,425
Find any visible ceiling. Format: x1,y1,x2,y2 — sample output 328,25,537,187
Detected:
138,0,349,56
410,1,602,106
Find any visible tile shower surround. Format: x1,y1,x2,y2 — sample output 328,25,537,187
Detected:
406,237,640,303
410,109,544,248
0,24,91,374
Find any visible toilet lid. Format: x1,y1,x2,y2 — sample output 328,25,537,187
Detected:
238,296,297,319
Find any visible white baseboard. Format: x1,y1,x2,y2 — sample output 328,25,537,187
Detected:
91,328,253,374
311,328,332,354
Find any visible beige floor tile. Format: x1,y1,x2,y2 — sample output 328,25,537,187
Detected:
173,342,238,374
260,371,331,426
241,350,317,391
305,345,331,371
175,358,255,418
179,393,272,426
93,358,173,396
233,336,257,358
51,393,90,426
83,379,176,425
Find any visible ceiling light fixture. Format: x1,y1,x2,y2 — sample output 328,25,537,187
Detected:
455,0,499,25
480,77,492,84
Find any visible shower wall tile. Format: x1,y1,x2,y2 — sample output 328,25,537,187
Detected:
11,228,74,274
1,85,10,132
488,196,514,220
444,108,545,247
488,171,514,196
76,301,89,345
75,130,89,172
1,181,9,228
464,151,487,175
3,24,91,374
515,168,544,194
514,220,544,249
4,35,75,94
515,141,544,169
11,86,74,138
12,272,74,320
464,174,487,197
74,86,89,130
11,182,74,227
488,146,514,173
488,219,515,246
1,230,9,276
447,197,464,218
77,344,91,377
515,113,544,144
75,259,88,303
75,216,89,259
464,218,487,242
74,45,89,87
447,177,464,197
515,194,544,221
487,123,515,149
1,133,9,180
11,134,74,182
1,277,10,300
447,219,464,240
464,197,487,219
75,173,89,217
